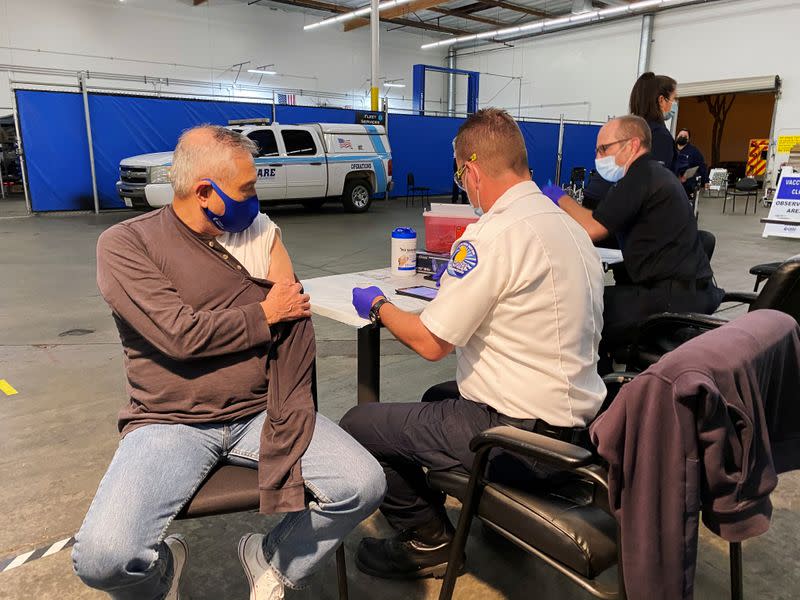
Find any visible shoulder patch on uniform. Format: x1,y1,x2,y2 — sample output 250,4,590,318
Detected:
447,241,478,278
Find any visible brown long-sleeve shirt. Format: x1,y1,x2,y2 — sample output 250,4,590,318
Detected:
97,206,315,513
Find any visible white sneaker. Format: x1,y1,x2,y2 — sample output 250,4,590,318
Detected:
164,534,189,600
238,533,285,600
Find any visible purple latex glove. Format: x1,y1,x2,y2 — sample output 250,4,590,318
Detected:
352,286,386,319
541,184,567,206
431,263,448,287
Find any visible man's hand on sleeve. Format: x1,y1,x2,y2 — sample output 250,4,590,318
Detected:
541,183,568,206
260,282,311,325
352,286,386,319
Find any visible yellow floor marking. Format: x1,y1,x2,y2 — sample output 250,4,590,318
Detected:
0,380,18,396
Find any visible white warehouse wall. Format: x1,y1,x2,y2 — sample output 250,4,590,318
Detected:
0,0,447,113
453,0,799,129
649,0,800,139
455,18,642,121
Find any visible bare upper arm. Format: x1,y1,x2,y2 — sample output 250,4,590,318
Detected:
267,234,295,282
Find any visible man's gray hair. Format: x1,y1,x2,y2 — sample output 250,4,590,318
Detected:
169,125,257,197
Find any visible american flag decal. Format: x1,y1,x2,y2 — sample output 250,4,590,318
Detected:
277,93,296,105
338,138,353,149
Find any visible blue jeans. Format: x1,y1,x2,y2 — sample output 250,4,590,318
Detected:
72,412,386,599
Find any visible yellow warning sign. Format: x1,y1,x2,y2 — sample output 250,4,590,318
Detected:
777,135,800,153
0,379,18,396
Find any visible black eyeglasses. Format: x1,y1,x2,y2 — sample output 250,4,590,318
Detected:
595,138,631,157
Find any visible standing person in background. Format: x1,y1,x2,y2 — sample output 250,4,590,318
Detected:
451,157,467,203
676,129,709,196
629,72,679,172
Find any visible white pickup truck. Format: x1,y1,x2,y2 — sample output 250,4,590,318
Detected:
116,120,393,213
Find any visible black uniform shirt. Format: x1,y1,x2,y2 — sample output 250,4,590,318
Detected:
648,120,678,173
593,153,712,284
677,142,709,184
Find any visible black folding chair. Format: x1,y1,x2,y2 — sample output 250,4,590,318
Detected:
406,172,431,208
723,177,758,214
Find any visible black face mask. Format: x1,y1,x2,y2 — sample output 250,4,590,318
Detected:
676,136,689,146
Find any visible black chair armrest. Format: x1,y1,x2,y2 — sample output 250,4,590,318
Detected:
721,291,758,305
637,311,728,332
469,425,593,471
602,372,637,385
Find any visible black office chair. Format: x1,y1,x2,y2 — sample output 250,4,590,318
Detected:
749,261,782,291
604,231,717,368
628,254,800,370
175,365,350,600
406,172,431,208
428,374,629,600
564,167,587,204
698,229,716,261
723,177,759,214
569,167,587,188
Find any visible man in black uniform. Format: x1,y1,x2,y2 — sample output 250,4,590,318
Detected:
543,115,723,349
676,128,709,196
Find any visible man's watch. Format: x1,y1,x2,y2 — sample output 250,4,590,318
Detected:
369,297,392,325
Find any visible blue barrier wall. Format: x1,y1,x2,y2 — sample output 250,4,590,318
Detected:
276,105,356,125
560,123,601,186
15,90,94,211
388,116,561,198
15,89,600,211
519,121,561,188
388,113,463,198
84,95,271,209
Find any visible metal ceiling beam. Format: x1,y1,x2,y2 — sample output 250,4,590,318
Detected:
429,7,506,26
472,1,551,18
344,0,448,31
261,0,471,35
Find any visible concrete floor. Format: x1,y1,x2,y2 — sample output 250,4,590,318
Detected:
1,193,799,599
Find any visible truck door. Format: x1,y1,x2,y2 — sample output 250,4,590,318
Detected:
279,128,327,199
247,129,287,202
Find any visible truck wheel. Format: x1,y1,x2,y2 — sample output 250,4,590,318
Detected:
342,179,372,213
302,199,326,211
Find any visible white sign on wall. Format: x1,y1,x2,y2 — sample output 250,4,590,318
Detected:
763,168,800,238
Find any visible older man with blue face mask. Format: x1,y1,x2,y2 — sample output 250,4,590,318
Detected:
72,125,386,600
543,115,724,370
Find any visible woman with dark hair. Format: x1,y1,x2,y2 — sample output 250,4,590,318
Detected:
629,72,679,171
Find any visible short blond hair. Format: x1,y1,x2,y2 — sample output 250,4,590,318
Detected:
454,108,528,177
614,115,652,151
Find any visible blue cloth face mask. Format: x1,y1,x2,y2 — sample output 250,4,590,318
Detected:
595,155,626,183
663,99,678,121
201,178,259,233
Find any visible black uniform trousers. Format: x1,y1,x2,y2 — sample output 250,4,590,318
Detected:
339,387,551,532
601,278,724,351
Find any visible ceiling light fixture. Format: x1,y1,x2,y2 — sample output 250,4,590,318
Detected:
420,0,696,50
384,82,406,88
248,68,277,75
304,0,413,31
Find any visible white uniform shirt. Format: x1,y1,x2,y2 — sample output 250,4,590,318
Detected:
217,213,281,279
420,181,606,427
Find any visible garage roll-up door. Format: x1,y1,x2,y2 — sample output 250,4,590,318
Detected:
678,75,781,97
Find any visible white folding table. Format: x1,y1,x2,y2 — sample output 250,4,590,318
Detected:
301,248,624,405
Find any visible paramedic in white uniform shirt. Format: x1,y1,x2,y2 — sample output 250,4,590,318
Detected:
339,108,606,580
